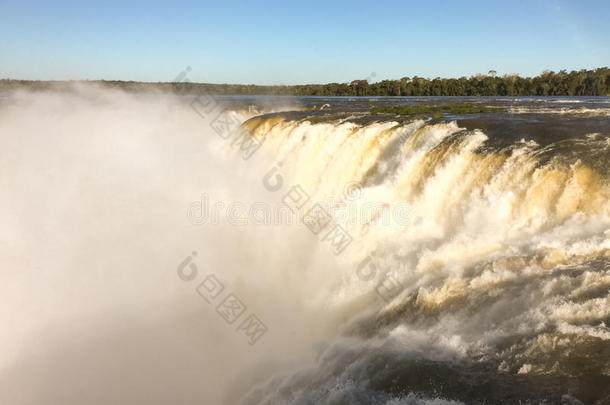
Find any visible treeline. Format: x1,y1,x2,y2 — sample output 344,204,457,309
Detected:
1,67,608,96
295,68,609,96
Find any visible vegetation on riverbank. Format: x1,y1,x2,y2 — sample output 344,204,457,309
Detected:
371,104,506,116
1,67,608,96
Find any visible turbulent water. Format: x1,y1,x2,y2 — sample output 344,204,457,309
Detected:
1,88,609,404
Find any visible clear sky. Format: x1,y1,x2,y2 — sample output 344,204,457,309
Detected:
1,0,608,85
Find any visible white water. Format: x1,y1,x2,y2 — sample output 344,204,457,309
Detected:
1,87,609,404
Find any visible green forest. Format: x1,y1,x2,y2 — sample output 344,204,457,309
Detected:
1,67,608,96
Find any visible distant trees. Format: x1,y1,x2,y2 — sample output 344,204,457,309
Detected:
1,68,608,96
294,68,609,96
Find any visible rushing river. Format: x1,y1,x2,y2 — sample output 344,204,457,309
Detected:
1,88,609,404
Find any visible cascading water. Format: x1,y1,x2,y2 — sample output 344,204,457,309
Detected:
1,88,609,405
237,108,610,404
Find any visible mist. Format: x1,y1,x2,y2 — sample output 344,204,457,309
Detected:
0,86,342,404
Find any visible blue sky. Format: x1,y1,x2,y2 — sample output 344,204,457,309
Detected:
0,0,608,84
